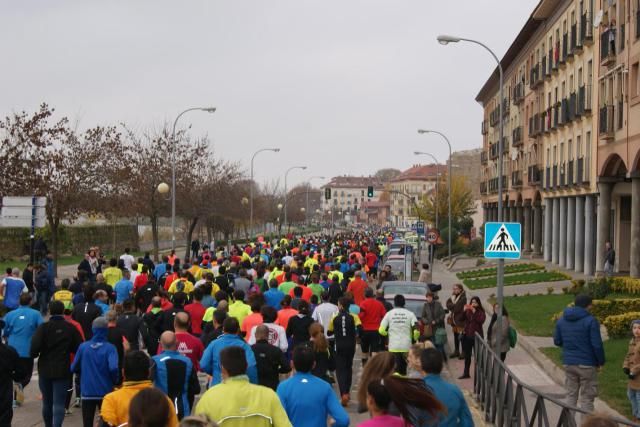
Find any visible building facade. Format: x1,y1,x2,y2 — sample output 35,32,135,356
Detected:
320,176,383,222
479,0,601,275
389,164,443,228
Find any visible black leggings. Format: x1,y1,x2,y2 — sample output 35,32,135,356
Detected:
81,399,102,427
335,347,355,395
462,335,475,376
453,332,461,353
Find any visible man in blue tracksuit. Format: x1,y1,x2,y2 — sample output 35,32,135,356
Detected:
71,317,119,427
554,294,605,412
152,331,200,420
277,345,349,427
3,293,43,402
200,317,257,387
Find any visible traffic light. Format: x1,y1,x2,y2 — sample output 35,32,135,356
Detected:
325,187,331,200
367,186,374,197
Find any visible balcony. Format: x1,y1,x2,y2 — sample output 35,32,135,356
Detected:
601,28,616,66
568,92,577,122
511,171,523,188
502,98,510,117
578,84,592,115
487,176,508,194
560,162,567,187
489,143,499,160
540,110,548,133
571,22,581,53
552,104,560,130
559,98,569,126
481,119,488,135
529,64,542,89
544,108,552,133
513,82,525,104
562,33,569,62
545,167,551,190
528,114,542,137
512,126,523,146
581,12,593,44
480,151,488,165
553,42,560,71
528,165,541,185
546,48,553,78
599,104,615,139
480,182,487,194
577,157,590,185
552,165,558,188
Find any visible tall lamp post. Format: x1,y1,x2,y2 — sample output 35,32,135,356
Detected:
250,148,280,237
437,33,506,356
171,107,216,252
413,151,441,230
306,176,325,225
284,166,307,230
417,130,452,262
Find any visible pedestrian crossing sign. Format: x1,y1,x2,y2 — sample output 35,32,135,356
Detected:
484,222,521,259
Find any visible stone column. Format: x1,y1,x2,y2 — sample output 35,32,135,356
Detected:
516,204,524,227
534,202,543,255
631,177,640,278
544,198,553,261
567,197,576,270
596,182,613,275
523,203,532,253
584,195,596,276
552,198,560,264
559,197,567,267
575,196,585,273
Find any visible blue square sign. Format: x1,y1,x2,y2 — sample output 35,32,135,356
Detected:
484,222,522,259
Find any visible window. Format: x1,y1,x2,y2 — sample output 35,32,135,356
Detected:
547,147,551,166
632,62,640,98
568,139,573,160
586,131,592,180
560,142,565,165
361,190,364,197
553,146,557,165
577,134,582,158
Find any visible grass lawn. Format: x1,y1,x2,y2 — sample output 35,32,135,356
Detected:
456,262,545,279
541,339,631,417
463,271,569,289
503,294,574,336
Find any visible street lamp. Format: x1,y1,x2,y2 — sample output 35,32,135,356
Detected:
171,107,216,252
284,166,307,230
250,148,280,237
417,130,452,262
413,151,441,230
306,176,325,225
437,33,506,357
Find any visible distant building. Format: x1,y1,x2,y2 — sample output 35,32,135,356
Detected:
450,148,483,200
321,176,383,223
390,164,444,228
358,201,391,226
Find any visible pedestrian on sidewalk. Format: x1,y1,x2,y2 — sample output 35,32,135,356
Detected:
624,319,640,422
553,294,605,413
446,284,467,359
487,303,511,362
459,296,486,380
421,291,446,359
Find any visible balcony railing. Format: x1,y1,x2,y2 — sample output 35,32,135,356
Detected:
512,126,523,146
553,42,560,70
552,104,560,130
577,157,584,185
569,92,576,122
528,165,541,185
511,171,523,187
601,28,616,66
544,108,552,133
571,22,580,53
581,12,593,44
480,182,487,194
568,160,574,186
513,82,525,104
529,63,542,89
487,176,508,194
578,84,592,114
552,165,558,188
481,120,488,135
599,104,615,139
489,143,499,160
481,151,488,165
562,33,569,62
547,48,553,77
559,162,566,187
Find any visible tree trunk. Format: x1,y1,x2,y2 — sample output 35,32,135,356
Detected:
151,214,159,262
50,215,59,278
206,226,212,245
184,217,199,261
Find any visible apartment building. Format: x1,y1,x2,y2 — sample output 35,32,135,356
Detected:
478,0,600,275
595,0,640,276
320,176,383,220
389,164,444,228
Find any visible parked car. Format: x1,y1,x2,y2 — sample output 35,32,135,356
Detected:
384,293,427,335
381,281,428,298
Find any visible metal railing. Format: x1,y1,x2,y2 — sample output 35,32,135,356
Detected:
473,334,636,427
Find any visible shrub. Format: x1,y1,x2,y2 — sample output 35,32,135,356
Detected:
603,312,640,338
547,286,555,295
465,238,484,256
610,277,640,295
586,278,611,299
590,299,640,322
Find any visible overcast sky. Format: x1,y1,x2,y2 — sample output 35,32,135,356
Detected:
2,0,538,188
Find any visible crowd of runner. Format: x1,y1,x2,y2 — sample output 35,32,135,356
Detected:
0,231,474,427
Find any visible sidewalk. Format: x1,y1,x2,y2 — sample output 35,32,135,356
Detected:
431,258,627,423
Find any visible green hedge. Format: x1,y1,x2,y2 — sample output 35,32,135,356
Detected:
456,262,545,279
464,271,570,289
